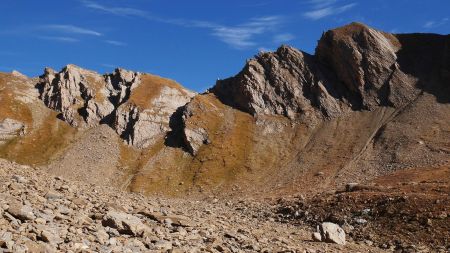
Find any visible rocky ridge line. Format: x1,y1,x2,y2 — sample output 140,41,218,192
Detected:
181,22,447,154
36,64,195,148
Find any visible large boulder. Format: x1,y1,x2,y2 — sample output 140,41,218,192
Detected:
102,211,149,236
7,203,35,221
315,222,346,245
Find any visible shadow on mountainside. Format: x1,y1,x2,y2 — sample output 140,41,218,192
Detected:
395,33,450,104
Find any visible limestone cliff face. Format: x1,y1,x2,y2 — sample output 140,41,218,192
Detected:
212,45,343,122
114,75,195,148
211,23,424,120
36,65,195,148
316,22,419,109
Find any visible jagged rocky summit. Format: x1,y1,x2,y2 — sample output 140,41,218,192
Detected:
36,64,195,148
211,22,429,121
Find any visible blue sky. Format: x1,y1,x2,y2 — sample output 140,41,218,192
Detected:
0,0,449,91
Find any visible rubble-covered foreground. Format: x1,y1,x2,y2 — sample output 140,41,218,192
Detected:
0,159,387,253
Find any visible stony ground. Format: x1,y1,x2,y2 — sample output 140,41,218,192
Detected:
0,159,389,253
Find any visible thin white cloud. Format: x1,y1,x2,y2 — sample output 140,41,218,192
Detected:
273,33,295,44
40,25,102,36
38,36,79,43
304,3,356,20
81,1,286,50
105,40,127,46
211,16,284,49
423,18,449,29
81,0,147,18
308,0,337,8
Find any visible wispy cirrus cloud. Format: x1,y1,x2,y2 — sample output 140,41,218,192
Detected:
81,0,147,18
423,18,449,29
307,0,337,9
303,1,356,20
211,16,284,49
39,24,102,36
273,33,295,44
38,36,79,43
105,40,127,46
81,0,286,49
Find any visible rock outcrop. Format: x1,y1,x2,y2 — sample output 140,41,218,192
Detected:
36,65,195,148
114,75,195,148
313,222,346,245
186,22,442,154
212,45,343,122
211,22,423,121
37,65,139,128
316,22,418,109
0,119,25,145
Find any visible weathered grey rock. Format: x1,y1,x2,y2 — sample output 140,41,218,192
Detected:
317,222,346,245
345,183,359,192
115,85,194,148
12,175,27,184
37,65,140,128
36,65,196,150
102,211,149,236
45,191,63,200
7,203,35,221
40,229,62,245
312,232,322,242
212,45,343,122
316,22,418,109
0,118,25,144
182,127,209,155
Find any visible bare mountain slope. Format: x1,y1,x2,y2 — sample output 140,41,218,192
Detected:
0,22,449,250
0,22,448,197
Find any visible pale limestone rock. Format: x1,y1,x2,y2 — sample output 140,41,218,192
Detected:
115,86,194,148
318,222,346,245
183,127,209,155
0,118,25,144
102,211,149,236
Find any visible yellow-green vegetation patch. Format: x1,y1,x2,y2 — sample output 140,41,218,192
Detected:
117,137,167,191
0,111,79,166
128,74,188,109
123,93,258,196
0,73,33,125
